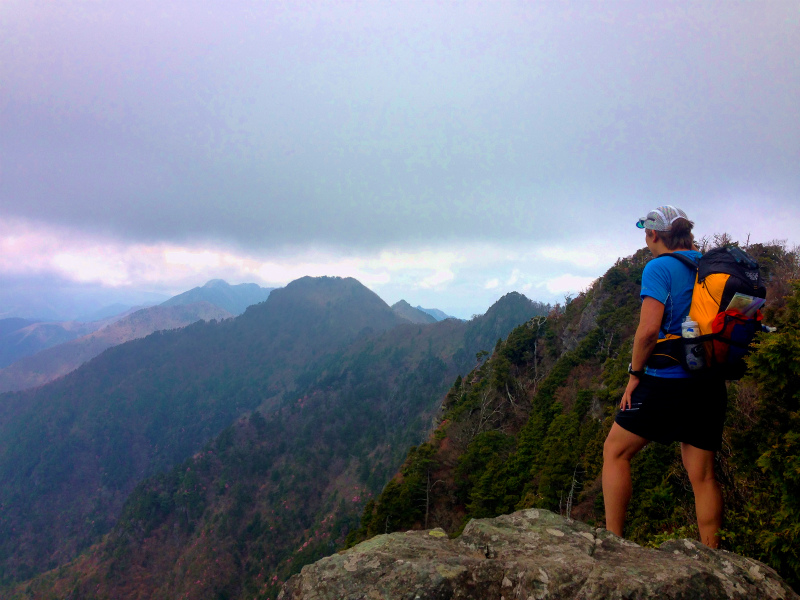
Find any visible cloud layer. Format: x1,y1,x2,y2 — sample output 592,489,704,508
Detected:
1,217,632,317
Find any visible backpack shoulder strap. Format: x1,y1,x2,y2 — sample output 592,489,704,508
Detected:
657,252,699,272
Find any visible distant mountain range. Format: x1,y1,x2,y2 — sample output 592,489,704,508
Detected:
0,280,274,393
390,301,458,324
0,302,233,393
0,316,121,369
0,281,458,396
0,276,547,595
161,279,274,315
415,305,456,321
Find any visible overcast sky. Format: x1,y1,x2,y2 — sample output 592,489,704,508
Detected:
1,1,798,318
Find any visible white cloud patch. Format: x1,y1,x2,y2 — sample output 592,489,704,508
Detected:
484,278,500,290
51,252,132,286
418,270,455,289
163,249,225,270
536,245,625,270
544,274,596,295
371,249,464,273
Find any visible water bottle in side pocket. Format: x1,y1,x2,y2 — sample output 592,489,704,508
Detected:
682,317,705,371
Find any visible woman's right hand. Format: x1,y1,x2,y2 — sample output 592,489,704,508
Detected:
620,375,640,410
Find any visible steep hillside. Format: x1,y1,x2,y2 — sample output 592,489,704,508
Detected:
0,302,233,393
8,293,549,600
161,279,274,315
349,241,800,589
0,276,406,585
391,300,438,324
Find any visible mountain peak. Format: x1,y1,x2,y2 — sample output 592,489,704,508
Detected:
244,276,406,335
203,279,229,288
483,292,547,318
391,300,437,324
278,276,376,301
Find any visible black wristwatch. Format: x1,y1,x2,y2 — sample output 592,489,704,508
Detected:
628,363,645,378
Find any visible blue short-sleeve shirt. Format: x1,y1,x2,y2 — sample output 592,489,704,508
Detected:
640,250,701,378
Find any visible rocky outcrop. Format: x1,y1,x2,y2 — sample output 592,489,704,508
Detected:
560,285,601,352
280,509,797,599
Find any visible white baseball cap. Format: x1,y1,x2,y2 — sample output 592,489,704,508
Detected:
636,205,689,231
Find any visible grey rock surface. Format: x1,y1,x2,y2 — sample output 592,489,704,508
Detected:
280,509,797,599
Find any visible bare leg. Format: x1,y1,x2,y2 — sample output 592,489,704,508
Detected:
602,423,649,537
681,443,722,548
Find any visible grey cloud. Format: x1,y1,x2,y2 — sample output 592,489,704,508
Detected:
1,1,798,251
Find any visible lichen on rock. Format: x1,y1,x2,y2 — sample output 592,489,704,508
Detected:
279,509,798,599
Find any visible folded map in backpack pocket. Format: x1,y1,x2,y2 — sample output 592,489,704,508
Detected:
725,292,765,318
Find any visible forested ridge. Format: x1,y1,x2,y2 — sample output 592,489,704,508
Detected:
350,239,800,590
2,282,547,599
0,276,409,583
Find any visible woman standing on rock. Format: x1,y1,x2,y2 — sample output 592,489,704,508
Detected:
602,206,727,548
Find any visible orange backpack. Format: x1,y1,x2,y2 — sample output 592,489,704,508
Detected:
655,246,767,379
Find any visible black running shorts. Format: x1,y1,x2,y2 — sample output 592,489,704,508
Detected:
614,374,728,451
